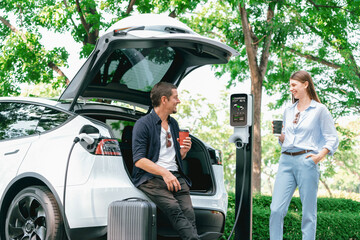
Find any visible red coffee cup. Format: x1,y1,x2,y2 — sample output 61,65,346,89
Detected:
179,129,189,148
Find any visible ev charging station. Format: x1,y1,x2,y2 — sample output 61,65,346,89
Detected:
229,93,253,240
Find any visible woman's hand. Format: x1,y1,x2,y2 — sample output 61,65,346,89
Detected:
306,154,322,164
278,133,285,143
306,148,330,164
272,121,284,143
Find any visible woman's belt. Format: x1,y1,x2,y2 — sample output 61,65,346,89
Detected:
282,150,311,156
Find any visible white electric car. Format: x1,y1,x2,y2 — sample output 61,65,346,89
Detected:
0,14,238,240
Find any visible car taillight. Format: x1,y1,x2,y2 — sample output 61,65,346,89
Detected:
95,139,121,156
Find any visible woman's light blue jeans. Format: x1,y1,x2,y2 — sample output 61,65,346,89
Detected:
269,152,320,240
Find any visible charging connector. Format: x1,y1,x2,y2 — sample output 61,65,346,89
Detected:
77,133,95,144
230,126,249,145
235,139,244,149
63,125,100,240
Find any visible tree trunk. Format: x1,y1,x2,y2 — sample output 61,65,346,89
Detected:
75,0,99,45
48,62,70,85
320,178,332,197
251,73,263,193
239,3,274,193
126,0,137,14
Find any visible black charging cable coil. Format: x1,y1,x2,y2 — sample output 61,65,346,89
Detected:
62,137,80,240
227,142,247,240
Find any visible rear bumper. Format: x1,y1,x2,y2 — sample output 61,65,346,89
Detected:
157,208,225,239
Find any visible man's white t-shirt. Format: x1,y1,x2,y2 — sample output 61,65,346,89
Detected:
156,126,178,172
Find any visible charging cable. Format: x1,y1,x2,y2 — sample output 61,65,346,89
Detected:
62,138,80,240
227,141,247,240
63,134,96,240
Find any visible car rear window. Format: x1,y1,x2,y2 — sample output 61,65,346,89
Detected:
91,47,175,92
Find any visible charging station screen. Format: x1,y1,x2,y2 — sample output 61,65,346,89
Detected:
230,94,248,127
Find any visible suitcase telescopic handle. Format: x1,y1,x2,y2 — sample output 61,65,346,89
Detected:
122,197,148,202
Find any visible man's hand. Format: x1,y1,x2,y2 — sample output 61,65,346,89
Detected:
179,137,192,159
135,158,182,192
162,171,181,192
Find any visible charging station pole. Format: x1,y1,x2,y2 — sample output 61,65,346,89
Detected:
234,128,252,239
229,94,253,240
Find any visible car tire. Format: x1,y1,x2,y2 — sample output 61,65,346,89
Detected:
5,186,66,240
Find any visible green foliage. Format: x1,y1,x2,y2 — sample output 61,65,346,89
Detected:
223,192,360,239
330,121,360,193
0,0,207,96
253,194,360,213
80,43,96,59
0,30,68,96
20,82,64,98
261,118,282,189
265,0,360,117
136,0,203,16
186,0,360,118
175,90,237,191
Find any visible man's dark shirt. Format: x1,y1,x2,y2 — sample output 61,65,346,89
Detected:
132,110,191,187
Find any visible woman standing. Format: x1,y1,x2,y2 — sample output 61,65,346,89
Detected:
269,70,339,240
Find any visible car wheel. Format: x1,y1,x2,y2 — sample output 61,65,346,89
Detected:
5,186,66,240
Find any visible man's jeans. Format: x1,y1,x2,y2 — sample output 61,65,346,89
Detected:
138,173,199,240
269,153,320,240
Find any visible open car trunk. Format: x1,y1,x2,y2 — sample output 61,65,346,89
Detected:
59,15,238,111
80,111,216,195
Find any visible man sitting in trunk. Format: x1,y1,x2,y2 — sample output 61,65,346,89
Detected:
132,82,199,240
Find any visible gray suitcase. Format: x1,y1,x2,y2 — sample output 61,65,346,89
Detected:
107,198,157,240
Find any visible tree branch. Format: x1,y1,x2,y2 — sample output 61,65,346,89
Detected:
308,0,343,10
239,4,259,78
259,4,274,78
285,46,341,69
307,0,358,15
204,31,225,40
307,0,343,10
126,0,136,14
74,0,99,45
295,13,360,88
250,26,259,47
294,9,358,71
75,0,90,35
0,15,69,84
0,16,27,42
337,160,360,182
63,0,79,32
252,35,266,45
48,62,70,85
169,10,177,18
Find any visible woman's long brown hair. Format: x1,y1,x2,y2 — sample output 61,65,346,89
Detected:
290,70,321,104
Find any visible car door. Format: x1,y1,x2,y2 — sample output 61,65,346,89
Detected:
0,101,42,196
59,14,238,111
